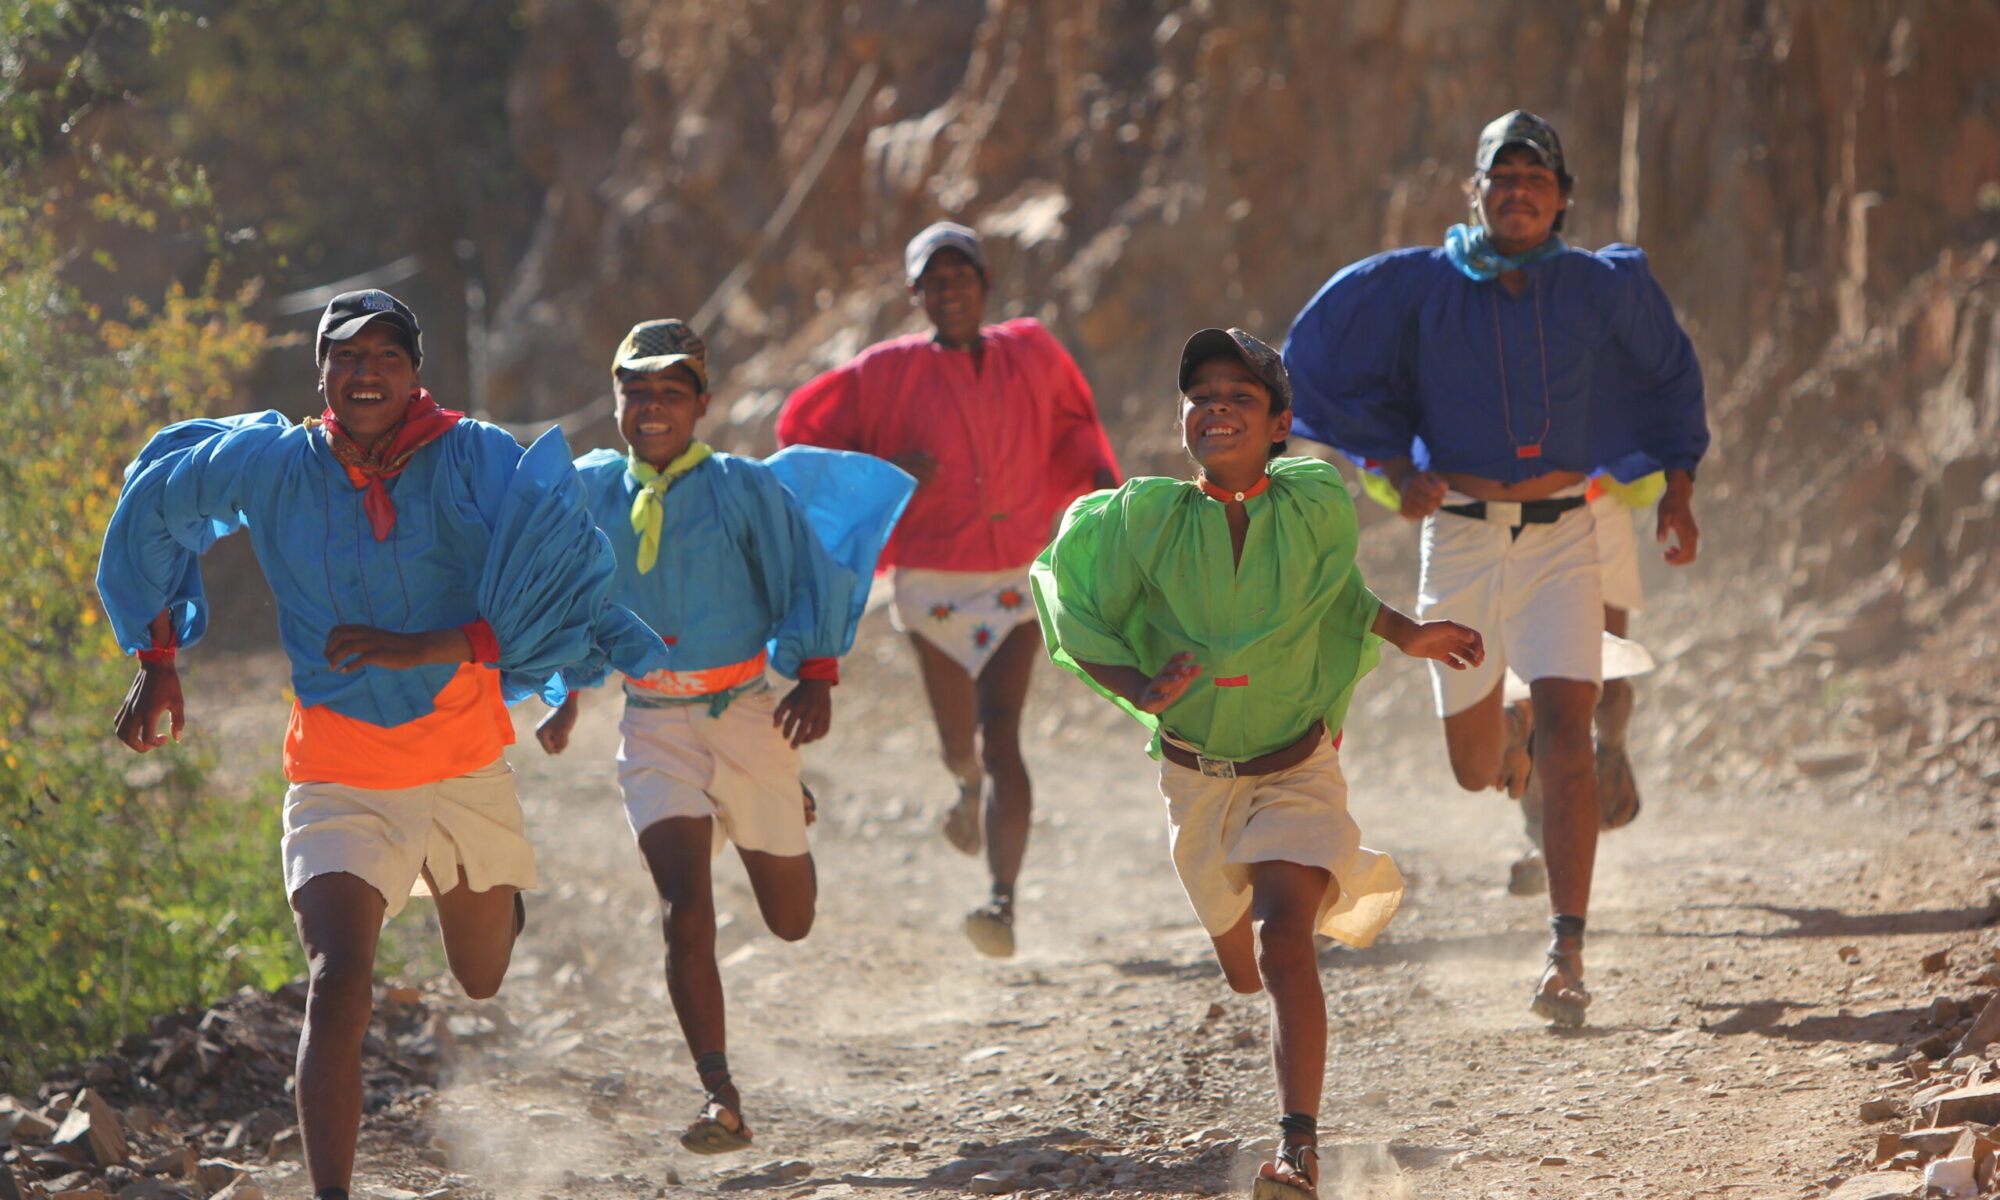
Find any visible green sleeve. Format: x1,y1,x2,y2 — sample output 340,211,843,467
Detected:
1030,488,1159,734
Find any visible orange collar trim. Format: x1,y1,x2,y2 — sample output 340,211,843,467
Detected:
1196,473,1271,504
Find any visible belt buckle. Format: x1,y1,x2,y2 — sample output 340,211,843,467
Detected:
1197,755,1237,780
1485,500,1523,528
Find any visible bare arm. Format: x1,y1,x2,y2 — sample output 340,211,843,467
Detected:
1655,468,1698,566
114,610,184,752
1370,603,1484,671
1377,456,1447,520
1076,652,1203,714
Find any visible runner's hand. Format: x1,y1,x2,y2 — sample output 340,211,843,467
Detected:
1134,651,1202,714
1398,471,1448,520
114,664,184,752
325,625,468,672
887,451,939,489
1397,620,1484,670
1657,479,1699,566
774,678,833,747
536,696,579,755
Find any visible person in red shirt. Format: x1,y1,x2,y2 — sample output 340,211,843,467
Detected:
778,222,1119,956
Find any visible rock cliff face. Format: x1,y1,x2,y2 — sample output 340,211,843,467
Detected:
488,0,2000,598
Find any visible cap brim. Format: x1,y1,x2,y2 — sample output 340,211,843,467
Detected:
322,311,397,343
1178,328,1247,390
615,354,707,384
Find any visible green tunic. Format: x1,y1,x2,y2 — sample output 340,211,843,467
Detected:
1030,456,1383,761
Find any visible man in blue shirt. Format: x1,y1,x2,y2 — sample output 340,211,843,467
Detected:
1284,111,1708,1027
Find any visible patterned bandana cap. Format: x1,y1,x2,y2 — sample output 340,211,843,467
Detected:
1177,327,1292,413
904,221,987,285
317,289,423,367
612,318,708,389
1475,109,1567,179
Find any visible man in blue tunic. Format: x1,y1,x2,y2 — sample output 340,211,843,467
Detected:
1283,111,1708,1026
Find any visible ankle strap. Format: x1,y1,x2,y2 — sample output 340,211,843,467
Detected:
1278,1111,1318,1141
1550,914,1586,943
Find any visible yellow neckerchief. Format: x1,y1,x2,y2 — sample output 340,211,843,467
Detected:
628,443,713,573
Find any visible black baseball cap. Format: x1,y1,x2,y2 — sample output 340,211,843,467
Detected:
1475,110,1569,182
1177,327,1291,412
316,289,423,367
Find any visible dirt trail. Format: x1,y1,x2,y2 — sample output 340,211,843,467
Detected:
195,577,1994,1200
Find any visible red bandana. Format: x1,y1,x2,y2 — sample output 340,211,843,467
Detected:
313,389,464,540
1196,472,1271,504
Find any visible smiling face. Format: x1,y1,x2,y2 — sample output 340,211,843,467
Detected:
1180,356,1291,479
616,365,709,468
912,247,988,347
319,321,421,446
1476,145,1569,252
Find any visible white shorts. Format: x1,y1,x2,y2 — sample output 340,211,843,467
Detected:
1418,487,1605,718
1592,491,1645,613
282,757,535,919
616,685,808,858
1156,737,1404,948
889,565,1039,678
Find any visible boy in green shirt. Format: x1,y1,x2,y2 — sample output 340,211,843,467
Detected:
1031,328,1482,1200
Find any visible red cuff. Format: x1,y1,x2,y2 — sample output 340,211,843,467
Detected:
796,657,840,684
137,626,178,666
460,619,501,666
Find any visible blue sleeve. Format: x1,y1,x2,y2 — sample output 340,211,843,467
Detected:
1282,252,1424,466
471,427,668,702
1601,247,1708,479
95,412,289,655
761,445,915,634
729,465,860,679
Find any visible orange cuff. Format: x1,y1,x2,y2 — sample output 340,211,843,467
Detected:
797,657,840,684
460,619,500,666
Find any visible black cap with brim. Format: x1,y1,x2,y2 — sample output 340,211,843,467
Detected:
1177,327,1291,412
317,289,423,367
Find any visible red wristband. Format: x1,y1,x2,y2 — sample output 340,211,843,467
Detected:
796,657,840,684
137,627,178,666
460,619,501,665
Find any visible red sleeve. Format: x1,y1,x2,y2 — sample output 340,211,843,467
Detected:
777,364,864,451
796,657,840,684
459,619,501,666
1033,326,1121,493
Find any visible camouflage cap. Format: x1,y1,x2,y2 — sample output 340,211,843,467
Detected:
611,318,707,389
904,221,987,285
1475,109,1568,179
1177,327,1291,413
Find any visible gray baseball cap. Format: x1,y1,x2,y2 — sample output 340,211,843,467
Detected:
1475,110,1568,179
904,221,987,284
1178,327,1291,413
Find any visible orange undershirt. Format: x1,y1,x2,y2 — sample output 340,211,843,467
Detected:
283,662,514,788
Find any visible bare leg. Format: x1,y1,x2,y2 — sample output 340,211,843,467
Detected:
1210,909,1262,995
737,847,816,943
423,864,518,1000
973,622,1041,896
1598,605,1635,753
290,872,387,1196
1251,860,1332,1194
635,817,743,1132
1530,677,1601,1022
908,633,982,853
1438,679,1510,792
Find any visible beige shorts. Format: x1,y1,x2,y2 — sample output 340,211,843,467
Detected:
1592,491,1645,613
1157,737,1404,948
1418,486,1605,718
616,685,808,858
888,565,1039,678
282,757,535,919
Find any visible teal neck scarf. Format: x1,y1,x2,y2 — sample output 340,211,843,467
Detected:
1443,223,1567,282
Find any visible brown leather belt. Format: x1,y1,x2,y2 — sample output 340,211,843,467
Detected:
1160,720,1325,780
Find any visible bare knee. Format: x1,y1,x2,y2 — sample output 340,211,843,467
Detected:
1224,968,1264,996
304,954,375,1040
1448,748,1499,792
1253,915,1319,983
766,906,815,943
977,713,1025,774
660,894,717,956
454,964,506,1002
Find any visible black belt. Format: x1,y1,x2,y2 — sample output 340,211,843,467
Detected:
1440,495,1586,527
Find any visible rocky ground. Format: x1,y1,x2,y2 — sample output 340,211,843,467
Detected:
6,532,2000,1200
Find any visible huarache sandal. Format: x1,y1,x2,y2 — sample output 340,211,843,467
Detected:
679,1094,753,1155
1530,918,1591,1028
941,788,983,855
1251,1114,1319,1200
1595,743,1642,830
963,900,1015,958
